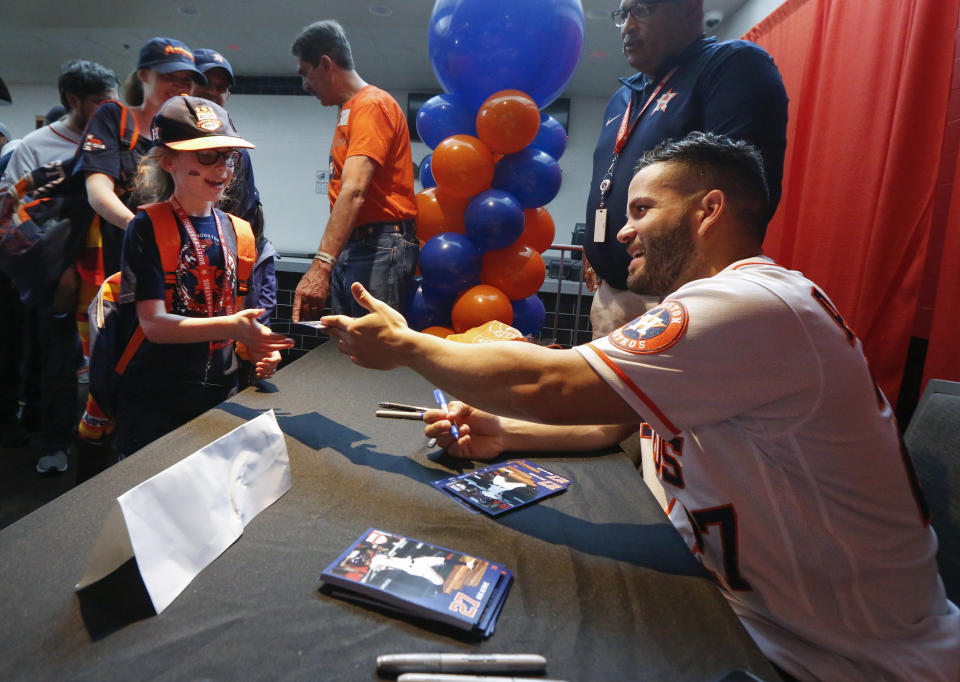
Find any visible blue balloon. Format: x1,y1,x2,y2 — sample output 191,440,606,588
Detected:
530,114,567,160
419,232,482,292
511,294,547,337
404,277,455,330
420,154,436,189
492,148,562,209
428,0,585,112
416,94,477,149
463,189,525,252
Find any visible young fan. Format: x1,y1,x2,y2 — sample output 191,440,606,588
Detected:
76,37,206,450
111,95,293,458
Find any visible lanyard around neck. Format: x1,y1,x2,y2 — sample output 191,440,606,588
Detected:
168,197,236,323
600,66,678,208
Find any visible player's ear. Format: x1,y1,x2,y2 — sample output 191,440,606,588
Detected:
696,188,725,237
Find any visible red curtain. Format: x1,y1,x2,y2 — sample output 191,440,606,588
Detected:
924,151,960,387
743,0,959,404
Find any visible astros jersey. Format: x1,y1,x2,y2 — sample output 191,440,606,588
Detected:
329,85,416,227
575,257,960,680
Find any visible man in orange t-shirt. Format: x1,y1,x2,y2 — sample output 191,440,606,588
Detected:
291,20,418,320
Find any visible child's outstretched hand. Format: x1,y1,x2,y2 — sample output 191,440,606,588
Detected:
254,350,282,379
234,309,294,355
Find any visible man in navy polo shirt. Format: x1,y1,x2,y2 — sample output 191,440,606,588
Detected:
584,0,788,338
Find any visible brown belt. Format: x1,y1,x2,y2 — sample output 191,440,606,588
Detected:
350,220,416,242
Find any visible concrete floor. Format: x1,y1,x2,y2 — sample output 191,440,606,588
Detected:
0,384,87,531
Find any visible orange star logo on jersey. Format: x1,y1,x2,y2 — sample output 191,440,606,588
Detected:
608,300,688,354
653,89,679,114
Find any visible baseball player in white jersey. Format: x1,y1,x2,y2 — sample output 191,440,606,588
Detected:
321,133,960,681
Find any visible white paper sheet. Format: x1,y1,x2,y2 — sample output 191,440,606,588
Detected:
77,410,291,614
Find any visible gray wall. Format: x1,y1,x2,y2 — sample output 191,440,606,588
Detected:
717,0,788,40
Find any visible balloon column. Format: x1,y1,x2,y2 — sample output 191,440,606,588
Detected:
407,0,583,336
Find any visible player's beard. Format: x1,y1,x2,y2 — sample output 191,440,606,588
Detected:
626,214,697,298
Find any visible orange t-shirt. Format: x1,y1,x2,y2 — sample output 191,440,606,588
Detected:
329,85,417,227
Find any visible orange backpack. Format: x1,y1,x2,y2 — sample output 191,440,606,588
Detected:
87,202,255,417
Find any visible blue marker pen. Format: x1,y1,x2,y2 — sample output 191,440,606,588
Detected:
433,389,460,439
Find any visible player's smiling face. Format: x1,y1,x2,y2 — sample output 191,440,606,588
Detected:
617,161,700,297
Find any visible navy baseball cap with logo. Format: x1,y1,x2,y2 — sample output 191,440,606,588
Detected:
137,37,206,83
193,49,235,85
151,95,254,151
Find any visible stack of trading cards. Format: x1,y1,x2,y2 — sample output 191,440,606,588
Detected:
433,459,571,516
320,529,513,637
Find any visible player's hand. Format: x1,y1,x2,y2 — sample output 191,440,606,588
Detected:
583,254,600,292
424,401,505,461
321,282,411,370
233,309,295,355
292,259,332,322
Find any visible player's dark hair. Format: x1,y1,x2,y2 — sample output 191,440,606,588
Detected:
291,20,355,70
635,132,771,242
58,60,119,110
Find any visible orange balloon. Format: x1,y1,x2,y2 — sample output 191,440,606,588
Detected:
415,187,469,241
481,243,546,300
421,325,454,338
431,134,495,199
451,284,514,333
476,90,541,155
517,207,555,253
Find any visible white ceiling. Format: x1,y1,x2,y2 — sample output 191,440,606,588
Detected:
0,0,747,99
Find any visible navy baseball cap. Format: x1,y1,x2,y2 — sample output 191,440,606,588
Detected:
193,49,235,85
137,37,206,83
152,95,254,151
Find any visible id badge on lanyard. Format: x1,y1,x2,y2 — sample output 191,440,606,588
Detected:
594,67,677,243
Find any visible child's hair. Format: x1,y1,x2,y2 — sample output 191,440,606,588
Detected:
134,146,238,205
134,146,176,204
123,70,144,106
250,203,265,242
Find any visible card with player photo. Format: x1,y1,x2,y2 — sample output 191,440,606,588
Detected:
319,528,513,637
435,459,571,517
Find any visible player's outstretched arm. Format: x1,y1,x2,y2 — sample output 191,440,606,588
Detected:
424,401,637,460
322,283,639,426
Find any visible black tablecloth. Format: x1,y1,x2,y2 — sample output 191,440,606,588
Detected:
0,343,778,681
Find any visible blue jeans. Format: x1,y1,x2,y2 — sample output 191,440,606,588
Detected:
329,231,419,317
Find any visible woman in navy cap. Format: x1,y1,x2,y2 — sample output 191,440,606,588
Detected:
109,95,293,458
75,37,206,446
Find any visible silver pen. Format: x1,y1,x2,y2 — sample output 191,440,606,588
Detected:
377,653,547,675
397,676,567,682
376,409,426,421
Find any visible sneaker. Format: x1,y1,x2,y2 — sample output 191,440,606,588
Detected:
36,450,68,474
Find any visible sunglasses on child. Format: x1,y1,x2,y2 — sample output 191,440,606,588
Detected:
192,148,242,167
